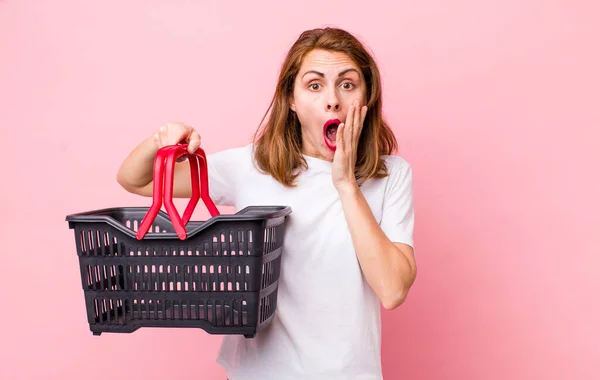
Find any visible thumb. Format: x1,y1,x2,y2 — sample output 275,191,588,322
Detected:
187,131,201,153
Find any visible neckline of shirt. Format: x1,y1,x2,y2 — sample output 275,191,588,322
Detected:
302,154,333,172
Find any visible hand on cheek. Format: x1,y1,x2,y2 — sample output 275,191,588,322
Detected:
331,100,367,192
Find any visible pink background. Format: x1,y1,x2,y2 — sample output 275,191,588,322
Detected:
1,1,598,379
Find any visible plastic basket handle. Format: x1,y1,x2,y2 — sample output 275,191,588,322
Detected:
136,144,220,240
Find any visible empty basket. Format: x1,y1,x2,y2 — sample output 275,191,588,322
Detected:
65,144,291,338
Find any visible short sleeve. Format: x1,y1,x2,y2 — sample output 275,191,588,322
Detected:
379,157,415,250
205,147,240,207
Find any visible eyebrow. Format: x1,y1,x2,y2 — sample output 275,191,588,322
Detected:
302,68,360,79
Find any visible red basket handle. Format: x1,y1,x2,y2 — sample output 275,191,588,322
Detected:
136,144,220,240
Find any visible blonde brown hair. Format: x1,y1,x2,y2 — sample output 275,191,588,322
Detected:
253,27,398,187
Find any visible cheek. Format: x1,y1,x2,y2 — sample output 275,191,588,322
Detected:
295,93,320,110
341,92,365,106
295,112,310,129
293,98,320,124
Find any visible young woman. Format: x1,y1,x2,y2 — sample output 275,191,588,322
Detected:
117,27,417,380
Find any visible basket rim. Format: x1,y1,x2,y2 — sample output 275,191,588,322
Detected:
65,205,291,240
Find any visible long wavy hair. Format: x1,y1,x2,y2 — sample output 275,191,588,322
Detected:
252,27,398,187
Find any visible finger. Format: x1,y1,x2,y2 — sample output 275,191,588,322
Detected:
163,123,188,161
354,102,360,130
159,126,169,147
188,130,201,153
346,106,355,150
356,105,367,144
153,132,161,148
346,103,354,136
360,106,367,130
162,124,174,144
169,124,184,146
170,123,188,145
336,122,345,152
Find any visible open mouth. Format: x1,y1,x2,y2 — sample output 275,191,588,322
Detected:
323,119,341,150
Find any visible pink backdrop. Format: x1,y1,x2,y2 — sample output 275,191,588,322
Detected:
1,1,598,379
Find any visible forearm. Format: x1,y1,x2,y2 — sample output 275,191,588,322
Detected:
116,134,159,193
338,184,416,309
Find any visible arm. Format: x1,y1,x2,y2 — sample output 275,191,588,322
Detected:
332,101,416,310
338,183,417,310
116,123,200,198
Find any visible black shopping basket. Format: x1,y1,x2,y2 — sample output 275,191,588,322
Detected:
66,144,291,338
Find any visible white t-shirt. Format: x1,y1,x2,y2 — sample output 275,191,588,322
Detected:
206,144,415,380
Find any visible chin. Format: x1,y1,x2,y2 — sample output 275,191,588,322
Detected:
320,145,336,161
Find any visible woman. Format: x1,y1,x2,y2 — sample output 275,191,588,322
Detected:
117,27,416,380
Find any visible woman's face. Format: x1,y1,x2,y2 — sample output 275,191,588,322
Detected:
290,49,367,161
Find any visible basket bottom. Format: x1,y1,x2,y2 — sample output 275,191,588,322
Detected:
90,320,259,339
85,296,275,339
95,300,248,324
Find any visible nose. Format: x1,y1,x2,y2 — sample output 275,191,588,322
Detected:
326,90,340,112
327,103,340,111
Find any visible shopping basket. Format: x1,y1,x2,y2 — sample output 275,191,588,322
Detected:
65,144,292,338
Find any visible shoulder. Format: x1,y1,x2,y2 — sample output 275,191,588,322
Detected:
207,143,266,179
381,154,412,177
206,144,254,170
376,154,413,195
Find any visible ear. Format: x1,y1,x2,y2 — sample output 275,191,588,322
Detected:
289,96,296,112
